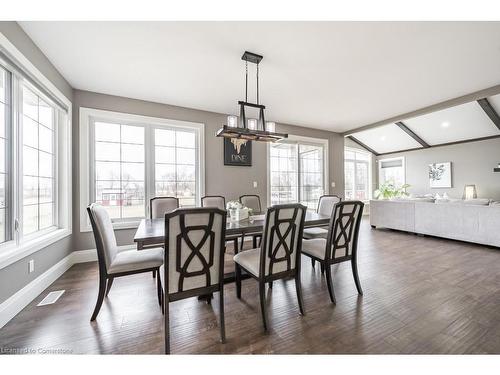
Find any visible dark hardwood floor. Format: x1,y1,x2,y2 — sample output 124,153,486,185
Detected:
1,218,500,354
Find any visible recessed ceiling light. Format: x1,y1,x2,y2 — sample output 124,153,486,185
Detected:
380,136,386,141
441,121,450,128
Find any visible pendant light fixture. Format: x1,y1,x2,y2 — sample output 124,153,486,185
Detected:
216,51,288,142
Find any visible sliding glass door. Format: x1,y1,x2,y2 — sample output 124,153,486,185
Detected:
269,138,327,209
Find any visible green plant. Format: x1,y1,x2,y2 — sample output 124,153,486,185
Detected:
374,181,411,199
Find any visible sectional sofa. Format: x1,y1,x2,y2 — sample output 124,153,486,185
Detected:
370,198,500,247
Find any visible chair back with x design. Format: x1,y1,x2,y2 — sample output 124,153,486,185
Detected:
164,207,226,295
325,201,364,262
259,204,307,278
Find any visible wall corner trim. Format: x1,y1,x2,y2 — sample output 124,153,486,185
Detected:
0,245,133,329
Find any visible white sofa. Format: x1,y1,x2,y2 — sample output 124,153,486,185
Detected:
370,198,500,247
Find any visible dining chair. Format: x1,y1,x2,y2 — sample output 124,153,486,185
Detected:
301,201,364,304
201,195,239,254
159,207,227,354
303,195,341,240
239,194,263,249
150,196,179,219
233,203,307,331
201,195,225,210
87,204,164,321
148,197,179,279
304,195,341,271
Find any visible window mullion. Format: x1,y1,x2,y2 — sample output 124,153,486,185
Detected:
4,69,13,243
296,144,301,205
13,74,22,243
145,126,154,217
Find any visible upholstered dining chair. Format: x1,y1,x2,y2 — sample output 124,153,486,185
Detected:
201,195,225,210
87,204,164,321
150,196,179,219
233,203,307,331
239,194,263,249
201,195,239,254
301,201,364,304
159,207,227,354
148,197,179,279
304,195,341,271
303,195,341,239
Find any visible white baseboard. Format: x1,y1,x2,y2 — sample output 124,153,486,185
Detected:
0,245,133,329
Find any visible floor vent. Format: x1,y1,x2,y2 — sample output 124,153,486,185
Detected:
37,290,65,306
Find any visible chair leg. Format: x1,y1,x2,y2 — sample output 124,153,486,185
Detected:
295,273,306,315
156,269,163,306
324,262,336,304
152,270,156,278
252,235,257,249
259,281,268,331
351,258,363,295
219,287,226,343
235,263,242,299
320,263,325,275
161,291,165,315
268,281,273,288
105,277,114,297
91,275,107,321
164,298,170,354
311,258,316,268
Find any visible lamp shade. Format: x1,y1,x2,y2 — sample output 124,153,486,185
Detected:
462,185,477,200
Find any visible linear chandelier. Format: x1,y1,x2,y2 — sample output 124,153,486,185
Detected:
216,51,288,143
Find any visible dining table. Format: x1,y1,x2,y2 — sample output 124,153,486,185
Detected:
133,210,330,284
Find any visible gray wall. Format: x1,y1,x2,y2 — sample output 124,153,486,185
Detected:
72,90,345,251
377,138,500,199
0,22,73,304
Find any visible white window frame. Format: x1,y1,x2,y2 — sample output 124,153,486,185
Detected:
0,33,72,270
267,134,329,209
344,147,372,202
378,156,406,187
79,107,205,232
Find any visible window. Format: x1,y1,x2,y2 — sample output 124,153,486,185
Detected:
344,148,371,201
269,137,328,210
0,66,9,243
0,49,71,264
94,121,145,220
81,108,204,229
154,128,197,207
22,87,56,235
378,157,405,187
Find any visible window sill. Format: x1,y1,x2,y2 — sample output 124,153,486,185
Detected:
0,228,72,270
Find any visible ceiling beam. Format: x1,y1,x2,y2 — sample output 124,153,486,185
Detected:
343,83,500,136
395,121,430,148
346,136,379,156
477,98,500,131
376,134,500,157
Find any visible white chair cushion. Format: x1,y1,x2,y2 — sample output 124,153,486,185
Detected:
303,227,328,239
302,238,327,260
108,247,163,274
233,248,261,277
159,264,164,290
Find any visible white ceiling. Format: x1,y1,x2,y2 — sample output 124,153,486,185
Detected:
19,21,500,132
403,101,499,145
351,123,423,154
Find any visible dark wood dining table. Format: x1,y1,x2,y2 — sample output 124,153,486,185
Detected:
133,211,330,284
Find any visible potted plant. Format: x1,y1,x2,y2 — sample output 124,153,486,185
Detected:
374,180,411,200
